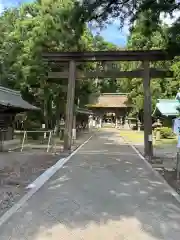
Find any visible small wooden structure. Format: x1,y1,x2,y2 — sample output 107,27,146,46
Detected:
42,49,177,160
153,99,180,118
153,93,180,127
0,86,38,150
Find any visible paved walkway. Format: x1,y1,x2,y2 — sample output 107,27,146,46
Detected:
0,129,180,240
2,139,21,151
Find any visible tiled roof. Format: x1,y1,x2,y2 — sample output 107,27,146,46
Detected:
153,99,180,116
0,86,38,110
76,107,93,115
87,93,129,108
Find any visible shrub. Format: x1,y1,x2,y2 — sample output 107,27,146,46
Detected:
25,120,42,140
25,120,41,130
28,132,39,140
160,127,174,139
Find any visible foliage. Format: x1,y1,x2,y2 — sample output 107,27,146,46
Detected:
1,0,180,130
117,14,178,118
91,35,122,93
0,0,120,130
160,126,175,139
73,0,180,52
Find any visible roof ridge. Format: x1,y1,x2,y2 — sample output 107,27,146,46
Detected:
158,99,179,102
0,86,21,96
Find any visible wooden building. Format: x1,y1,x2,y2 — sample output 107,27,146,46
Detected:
0,86,38,142
153,99,179,118
86,93,131,127
153,94,180,127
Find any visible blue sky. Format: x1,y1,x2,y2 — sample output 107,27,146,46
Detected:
0,0,128,46
92,22,128,46
0,0,29,9
100,26,127,46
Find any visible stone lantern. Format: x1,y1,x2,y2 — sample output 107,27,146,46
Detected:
137,119,141,131
152,119,162,141
88,115,93,129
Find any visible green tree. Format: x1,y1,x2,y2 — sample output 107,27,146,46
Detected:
91,35,120,93
72,0,180,52
117,17,174,118
0,0,109,131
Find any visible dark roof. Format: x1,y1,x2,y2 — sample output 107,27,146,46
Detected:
87,93,129,108
0,86,38,110
76,107,93,115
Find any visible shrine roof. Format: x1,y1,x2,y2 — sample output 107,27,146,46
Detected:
86,93,129,108
153,99,180,117
76,107,93,115
0,86,38,110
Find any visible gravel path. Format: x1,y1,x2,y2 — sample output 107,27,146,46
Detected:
0,152,61,216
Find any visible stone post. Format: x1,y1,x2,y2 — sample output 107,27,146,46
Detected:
72,115,76,141
95,117,98,128
99,117,102,128
137,120,141,131
88,115,93,129
120,117,123,128
124,118,130,129
115,117,118,128
92,117,96,128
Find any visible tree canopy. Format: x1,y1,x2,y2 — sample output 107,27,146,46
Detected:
118,15,179,117
1,0,180,127
0,0,120,129
72,0,180,52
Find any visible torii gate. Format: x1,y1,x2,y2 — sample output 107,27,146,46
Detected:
42,49,176,160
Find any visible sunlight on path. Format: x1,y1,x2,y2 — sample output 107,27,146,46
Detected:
34,217,156,240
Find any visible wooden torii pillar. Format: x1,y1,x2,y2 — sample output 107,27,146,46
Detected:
64,60,76,150
143,61,152,160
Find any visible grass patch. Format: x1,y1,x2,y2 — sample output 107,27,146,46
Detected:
120,130,177,146
120,130,144,143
